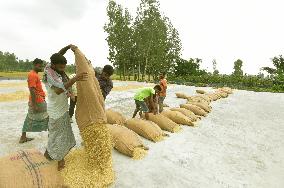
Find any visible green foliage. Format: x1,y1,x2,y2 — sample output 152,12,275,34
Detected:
174,58,206,77
233,59,244,76
104,0,182,81
0,50,74,74
168,74,283,93
212,59,219,75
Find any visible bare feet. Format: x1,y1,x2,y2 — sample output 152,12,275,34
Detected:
44,150,52,161
19,137,34,144
58,160,65,171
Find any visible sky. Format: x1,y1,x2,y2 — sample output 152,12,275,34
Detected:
0,0,284,75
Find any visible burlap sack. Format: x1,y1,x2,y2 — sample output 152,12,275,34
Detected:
180,104,207,116
67,48,114,187
175,93,189,99
145,113,181,133
107,124,147,159
0,149,64,188
106,109,126,125
216,91,228,98
196,94,211,103
207,94,218,101
196,89,206,94
161,110,194,126
188,96,209,105
125,118,165,142
75,48,107,130
170,108,199,122
213,93,222,99
187,101,211,112
220,87,233,94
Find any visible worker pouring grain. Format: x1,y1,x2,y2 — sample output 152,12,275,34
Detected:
43,44,88,171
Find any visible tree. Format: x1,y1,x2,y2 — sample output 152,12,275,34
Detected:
174,58,206,77
233,59,244,76
212,59,219,75
262,55,284,76
104,0,134,80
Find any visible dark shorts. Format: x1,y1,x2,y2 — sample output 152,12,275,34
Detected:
135,100,149,113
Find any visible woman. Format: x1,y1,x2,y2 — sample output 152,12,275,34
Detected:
43,44,87,170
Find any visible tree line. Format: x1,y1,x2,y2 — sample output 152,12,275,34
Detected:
0,51,75,73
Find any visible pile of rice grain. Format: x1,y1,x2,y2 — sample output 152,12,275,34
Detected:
61,48,114,188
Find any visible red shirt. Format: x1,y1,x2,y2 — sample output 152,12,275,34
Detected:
159,79,167,97
27,70,45,103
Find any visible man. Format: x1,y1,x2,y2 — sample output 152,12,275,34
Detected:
19,58,49,144
95,65,114,100
69,72,77,122
132,85,162,120
43,44,87,171
159,72,167,113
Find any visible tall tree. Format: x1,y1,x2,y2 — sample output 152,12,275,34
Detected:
133,0,169,80
104,0,133,80
233,59,244,76
212,59,219,75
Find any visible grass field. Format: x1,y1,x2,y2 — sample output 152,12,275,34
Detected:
0,71,43,79
0,71,128,81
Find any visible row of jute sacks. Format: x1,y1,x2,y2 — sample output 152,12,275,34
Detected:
106,87,233,160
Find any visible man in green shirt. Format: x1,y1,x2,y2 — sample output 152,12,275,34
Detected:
132,85,162,120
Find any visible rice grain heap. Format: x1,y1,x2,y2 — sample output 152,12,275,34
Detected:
61,48,114,188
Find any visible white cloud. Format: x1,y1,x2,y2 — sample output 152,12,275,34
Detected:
0,0,283,74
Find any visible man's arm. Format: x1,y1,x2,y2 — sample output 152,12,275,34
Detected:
29,87,39,111
58,45,72,56
52,72,88,95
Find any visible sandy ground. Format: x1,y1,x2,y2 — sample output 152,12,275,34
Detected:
0,80,284,188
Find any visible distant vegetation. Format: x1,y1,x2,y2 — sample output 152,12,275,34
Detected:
1,0,283,92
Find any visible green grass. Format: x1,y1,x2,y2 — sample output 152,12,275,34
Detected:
0,71,43,79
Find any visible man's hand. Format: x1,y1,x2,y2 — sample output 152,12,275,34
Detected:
70,45,78,52
32,104,40,113
70,94,76,102
75,72,88,81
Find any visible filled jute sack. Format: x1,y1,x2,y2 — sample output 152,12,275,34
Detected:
220,87,233,94
216,91,228,98
0,149,64,188
188,96,210,105
196,89,206,94
145,113,181,133
125,118,166,142
187,101,212,113
175,93,189,99
107,124,148,160
62,48,114,188
196,94,212,103
213,93,222,99
106,109,126,125
180,104,207,117
161,110,194,126
170,108,199,122
207,93,218,101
